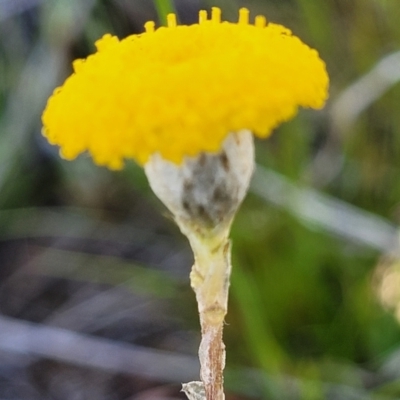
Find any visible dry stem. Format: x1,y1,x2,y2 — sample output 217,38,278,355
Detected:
189,234,232,400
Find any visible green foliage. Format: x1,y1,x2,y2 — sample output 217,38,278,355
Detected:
154,0,176,25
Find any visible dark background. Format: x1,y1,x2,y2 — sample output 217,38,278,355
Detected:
1,0,400,399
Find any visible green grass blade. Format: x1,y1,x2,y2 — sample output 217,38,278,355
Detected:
153,0,176,25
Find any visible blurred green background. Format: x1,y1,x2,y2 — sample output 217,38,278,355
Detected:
1,0,400,399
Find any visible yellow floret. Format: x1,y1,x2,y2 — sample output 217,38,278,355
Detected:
41,7,329,169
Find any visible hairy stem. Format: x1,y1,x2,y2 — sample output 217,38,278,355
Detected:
144,131,254,400
189,234,232,400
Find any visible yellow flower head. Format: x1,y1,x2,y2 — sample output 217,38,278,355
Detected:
42,7,329,169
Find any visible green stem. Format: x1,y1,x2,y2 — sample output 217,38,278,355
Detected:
153,0,176,25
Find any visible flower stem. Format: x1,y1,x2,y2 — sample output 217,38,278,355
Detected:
144,132,255,400
189,234,232,400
